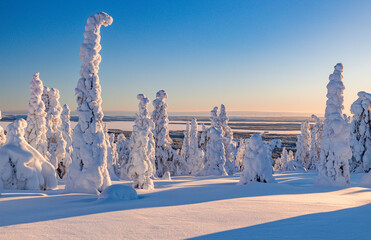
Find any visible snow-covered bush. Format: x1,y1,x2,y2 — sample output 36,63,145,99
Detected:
274,147,288,170
316,63,351,187
117,134,131,178
59,104,73,178
188,118,204,175
295,120,311,167
307,115,323,170
235,139,248,171
25,73,48,158
0,111,6,147
219,104,237,175
65,12,113,194
43,87,67,179
282,160,307,172
350,91,371,173
200,107,227,176
0,119,57,190
239,134,275,184
123,94,155,189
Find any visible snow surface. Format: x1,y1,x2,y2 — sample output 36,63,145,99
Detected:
98,184,138,201
0,172,370,239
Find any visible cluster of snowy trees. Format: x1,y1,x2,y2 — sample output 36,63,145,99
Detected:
1,11,371,192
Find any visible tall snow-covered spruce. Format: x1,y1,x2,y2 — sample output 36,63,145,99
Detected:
350,91,371,173
43,87,67,178
316,63,351,187
201,107,227,176
25,73,48,158
123,94,154,189
308,115,323,170
295,120,311,168
188,118,204,175
0,111,6,147
60,104,73,178
65,12,113,194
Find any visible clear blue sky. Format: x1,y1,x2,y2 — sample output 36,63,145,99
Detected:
1,0,370,115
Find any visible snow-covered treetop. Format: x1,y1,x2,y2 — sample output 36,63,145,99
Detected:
61,104,70,119
28,73,46,115
210,107,219,128
75,12,113,124
156,90,168,100
219,104,228,125
325,63,345,120
47,88,62,117
351,91,371,116
311,114,321,125
137,94,150,118
6,119,27,144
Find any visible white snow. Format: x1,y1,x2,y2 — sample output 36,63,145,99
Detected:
0,172,370,239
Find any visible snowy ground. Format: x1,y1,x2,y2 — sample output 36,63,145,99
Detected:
1,172,370,240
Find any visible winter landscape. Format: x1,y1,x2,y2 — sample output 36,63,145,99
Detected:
1,1,371,240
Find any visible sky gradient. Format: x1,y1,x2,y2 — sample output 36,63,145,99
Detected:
1,0,370,115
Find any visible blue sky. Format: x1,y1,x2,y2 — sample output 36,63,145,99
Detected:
1,0,370,115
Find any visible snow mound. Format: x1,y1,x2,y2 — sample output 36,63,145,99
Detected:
161,171,172,180
0,119,57,190
98,184,138,201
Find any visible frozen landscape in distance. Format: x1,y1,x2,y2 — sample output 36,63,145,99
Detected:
1,1,371,240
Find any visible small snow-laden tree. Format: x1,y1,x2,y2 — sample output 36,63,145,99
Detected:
25,73,48,158
59,104,73,178
188,118,204,175
117,134,131,178
43,87,67,179
123,94,154,189
350,91,371,173
316,63,351,187
42,86,51,113
0,119,57,190
295,120,311,167
239,134,275,184
274,147,288,170
219,104,237,175
199,123,208,152
235,139,248,171
200,107,227,176
151,90,180,177
0,111,6,147
181,121,191,161
307,115,323,170
106,132,119,180
65,12,113,194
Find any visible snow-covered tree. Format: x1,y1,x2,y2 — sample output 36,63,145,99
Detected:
219,104,237,175
0,111,6,147
316,63,351,187
0,119,57,190
43,87,67,179
181,121,190,161
151,90,183,177
117,133,131,178
106,132,119,180
188,118,204,175
200,107,227,176
199,123,208,152
235,139,248,171
274,147,288,170
65,12,113,194
239,134,275,184
295,120,311,167
350,91,371,173
307,115,323,170
60,104,73,178
25,73,48,158
123,94,154,189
